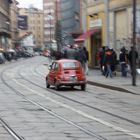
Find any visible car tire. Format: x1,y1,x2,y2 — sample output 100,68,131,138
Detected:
55,82,60,90
46,79,50,88
71,85,74,89
81,84,86,91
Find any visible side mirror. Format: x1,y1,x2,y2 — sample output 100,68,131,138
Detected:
48,64,52,70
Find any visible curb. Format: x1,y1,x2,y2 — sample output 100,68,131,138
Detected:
87,80,139,95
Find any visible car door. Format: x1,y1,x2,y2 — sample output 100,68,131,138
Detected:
48,62,59,85
52,62,59,85
48,62,55,85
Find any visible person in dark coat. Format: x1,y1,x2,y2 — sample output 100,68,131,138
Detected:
99,46,106,75
119,47,128,77
128,47,138,75
65,45,77,60
104,48,113,78
83,46,89,75
110,48,117,76
75,45,86,70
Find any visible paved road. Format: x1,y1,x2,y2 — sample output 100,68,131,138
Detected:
0,56,140,140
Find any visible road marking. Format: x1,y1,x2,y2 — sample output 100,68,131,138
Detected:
13,79,140,139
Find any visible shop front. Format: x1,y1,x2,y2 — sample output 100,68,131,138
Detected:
88,18,102,68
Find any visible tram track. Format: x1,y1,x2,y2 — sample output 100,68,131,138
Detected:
14,62,140,139
18,64,140,126
0,63,108,140
1,58,140,139
0,59,29,140
0,117,24,140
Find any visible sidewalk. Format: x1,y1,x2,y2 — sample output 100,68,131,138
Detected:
86,69,140,95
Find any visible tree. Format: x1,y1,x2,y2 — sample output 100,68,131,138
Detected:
55,20,62,51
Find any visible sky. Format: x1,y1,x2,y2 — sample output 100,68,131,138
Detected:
17,0,43,9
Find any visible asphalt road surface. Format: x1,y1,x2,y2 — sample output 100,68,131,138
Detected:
0,56,140,140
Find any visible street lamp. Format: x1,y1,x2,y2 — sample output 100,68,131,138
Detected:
48,13,53,46
82,0,88,46
132,0,137,86
104,0,110,48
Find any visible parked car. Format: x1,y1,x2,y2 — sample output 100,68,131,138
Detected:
0,53,5,64
46,59,87,90
43,50,50,57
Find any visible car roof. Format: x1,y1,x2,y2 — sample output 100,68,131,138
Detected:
54,59,79,63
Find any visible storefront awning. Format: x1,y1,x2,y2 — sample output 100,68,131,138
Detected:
74,29,100,42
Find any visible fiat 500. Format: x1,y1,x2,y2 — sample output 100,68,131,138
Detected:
46,59,86,90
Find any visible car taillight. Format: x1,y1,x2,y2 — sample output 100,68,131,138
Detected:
80,76,86,81
64,71,69,74
76,70,80,74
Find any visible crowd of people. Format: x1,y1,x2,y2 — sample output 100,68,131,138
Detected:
49,43,139,78
61,44,89,75
50,44,89,75
98,46,117,78
98,46,138,78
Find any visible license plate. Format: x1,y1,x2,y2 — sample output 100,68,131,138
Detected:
70,76,77,81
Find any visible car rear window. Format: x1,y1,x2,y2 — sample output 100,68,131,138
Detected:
62,62,79,69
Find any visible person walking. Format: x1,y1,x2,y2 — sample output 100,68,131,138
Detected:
110,48,117,76
99,46,106,75
75,45,86,71
119,47,128,77
104,48,113,78
128,46,138,75
83,46,89,75
64,44,77,60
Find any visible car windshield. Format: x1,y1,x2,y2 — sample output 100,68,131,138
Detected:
62,62,78,69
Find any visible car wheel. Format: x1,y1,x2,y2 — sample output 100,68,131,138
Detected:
55,82,59,90
81,84,86,91
71,85,74,89
46,79,50,88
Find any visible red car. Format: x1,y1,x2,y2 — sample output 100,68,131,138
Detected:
46,59,87,90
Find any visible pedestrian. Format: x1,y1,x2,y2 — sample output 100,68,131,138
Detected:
55,50,62,60
61,44,70,58
75,45,86,71
83,46,89,75
65,44,77,60
119,47,128,77
104,48,113,78
128,46,138,75
110,48,117,76
99,46,106,75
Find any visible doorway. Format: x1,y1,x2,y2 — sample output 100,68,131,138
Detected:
90,31,102,68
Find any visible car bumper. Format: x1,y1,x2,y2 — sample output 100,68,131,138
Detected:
57,80,86,86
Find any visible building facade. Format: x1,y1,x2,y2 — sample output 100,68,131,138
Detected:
86,0,140,68
60,0,81,45
18,7,44,49
43,0,81,48
0,0,12,50
10,0,19,48
43,0,57,46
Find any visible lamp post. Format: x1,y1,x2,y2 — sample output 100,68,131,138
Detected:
132,0,137,86
82,0,88,46
48,13,52,47
104,0,110,48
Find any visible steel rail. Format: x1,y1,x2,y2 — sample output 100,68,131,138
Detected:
18,65,140,126
0,118,24,140
0,66,107,140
